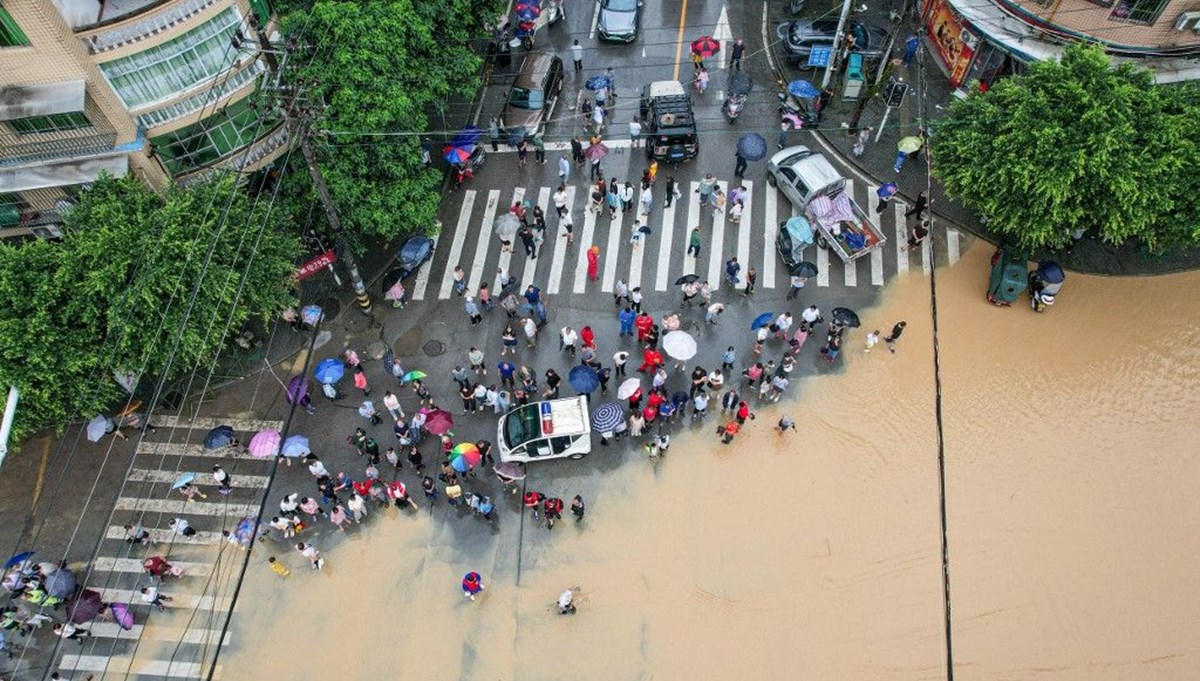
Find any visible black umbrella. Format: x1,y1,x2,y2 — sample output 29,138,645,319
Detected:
46,568,77,599
380,268,404,294
789,261,819,277
66,589,104,623
729,72,753,96
674,274,700,286
831,307,861,328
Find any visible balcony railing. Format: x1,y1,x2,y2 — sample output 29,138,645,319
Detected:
0,132,122,169
177,122,290,184
83,0,220,53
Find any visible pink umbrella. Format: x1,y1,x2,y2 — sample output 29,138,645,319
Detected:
246,429,282,458
424,409,454,435
110,602,134,630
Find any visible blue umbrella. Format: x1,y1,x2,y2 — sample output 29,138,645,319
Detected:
281,435,311,458
171,472,196,490
586,74,612,91
314,358,345,385
751,312,775,330
203,425,235,450
568,365,600,394
233,516,257,543
4,551,34,569
590,402,624,432
444,145,473,165
877,182,898,200
450,456,472,473
451,125,483,148
736,133,767,162
507,126,528,147
517,6,540,22
788,79,821,98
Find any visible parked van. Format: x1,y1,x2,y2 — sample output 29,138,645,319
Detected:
497,397,592,463
502,51,564,138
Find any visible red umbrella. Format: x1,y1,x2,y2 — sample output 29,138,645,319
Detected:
424,409,455,435
690,36,721,58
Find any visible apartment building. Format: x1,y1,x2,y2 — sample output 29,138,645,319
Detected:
0,0,289,239
923,0,1200,90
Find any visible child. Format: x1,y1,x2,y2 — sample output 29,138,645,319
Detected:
268,556,291,578
864,330,880,353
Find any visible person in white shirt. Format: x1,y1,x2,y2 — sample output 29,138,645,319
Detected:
560,327,578,355
382,391,404,421
296,542,323,570
800,305,821,332
692,392,709,419
774,312,793,339
140,586,172,611
628,117,642,148
168,517,195,537
307,459,329,479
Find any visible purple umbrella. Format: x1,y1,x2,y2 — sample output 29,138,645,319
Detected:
66,589,103,623
110,602,134,630
285,376,308,405
247,429,282,458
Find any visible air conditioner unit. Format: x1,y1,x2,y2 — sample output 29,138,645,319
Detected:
30,224,63,240
1173,11,1200,31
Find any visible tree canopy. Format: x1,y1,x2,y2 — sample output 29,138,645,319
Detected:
281,0,502,244
932,45,1200,252
0,175,300,442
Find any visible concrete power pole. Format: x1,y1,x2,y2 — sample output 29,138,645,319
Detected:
250,19,373,317
822,0,855,90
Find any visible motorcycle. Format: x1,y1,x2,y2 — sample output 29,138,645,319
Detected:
1028,260,1065,312
778,92,820,130
723,73,753,124
450,146,486,190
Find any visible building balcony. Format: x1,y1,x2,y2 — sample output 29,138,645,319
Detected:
82,0,223,53
175,121,290,184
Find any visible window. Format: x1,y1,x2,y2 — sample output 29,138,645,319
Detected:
0,6,30,47
138,60,264,129
8,111,92,135
150,96,275,175
1109,0,1168,23
98,7,246,110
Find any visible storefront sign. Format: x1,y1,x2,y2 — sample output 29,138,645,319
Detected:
924,0,977,88
296,250,336,281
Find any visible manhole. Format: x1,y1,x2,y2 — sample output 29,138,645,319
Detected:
367,341,387,359
422,340,446,357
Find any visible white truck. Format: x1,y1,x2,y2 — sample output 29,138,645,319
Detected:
766,145,886,262
497,397,592,463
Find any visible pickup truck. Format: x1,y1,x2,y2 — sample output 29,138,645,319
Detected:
766,145,885,262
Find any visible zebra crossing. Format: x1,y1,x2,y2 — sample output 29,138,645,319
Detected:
56,416,282,680
422,177,961,302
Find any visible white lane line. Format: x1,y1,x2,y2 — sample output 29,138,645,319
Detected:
894,201,908,274
491,139,631,153
114,497,259,517
467,190,500,293
106,526,225,544
589,0,601,39
126,469,269,488
816,241,829,287
546,186,575,294
736,180,752,274
708,182,726,289
94,588,231,613
154,416,282,431
411,232,437,301
521,187,551,288
88,621,232,645
921,232,933,275
870,246,883,285
92,557,211,575
762,184,777,289
655,196,677,291
761,2,779,77
947,228,961,264
683,183,700,276
573,201,598,294
844,254,857,287
601,208,623,292
58,656,217,679
495,187,522,291
438,189,476,299
629,190,648,289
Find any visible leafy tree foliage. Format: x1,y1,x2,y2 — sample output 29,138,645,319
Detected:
0,175,300,442
932,45,1200,252
282,0,502,243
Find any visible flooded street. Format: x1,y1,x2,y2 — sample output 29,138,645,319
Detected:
224,244,1200,680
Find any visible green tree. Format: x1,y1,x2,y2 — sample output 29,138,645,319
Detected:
932,45,1200,252
0,175,300,442
281,0,501,244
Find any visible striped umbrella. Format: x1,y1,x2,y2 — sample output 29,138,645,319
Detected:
590,402,625,432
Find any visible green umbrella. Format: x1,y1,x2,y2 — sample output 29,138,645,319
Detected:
898,136,924,153
402,370,427,382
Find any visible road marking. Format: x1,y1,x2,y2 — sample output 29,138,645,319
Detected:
59,656,218,679
411,233,437,301
136,441,252,460
894,201,908,274
92,556,212,575
87,622,232,646
762,185,777,289
106,526,227,544
437,189,476,299
684,183,700,276
495,187,523,291
114,497,259,517
844,255,857,287
630,191,649,289
601,208,623,292
655,197,677,291
673,0,690,81
870,246,883,285
921,232,933,275
816,242,829,287
523,187,551,288
154,416,283,432
707,184,726,290
127,469,269,488
947,228,961,264
467,190,500,293
736,180,752,276
547,186,575,294
589,0,601,39
490,139,631,154
761,2,778,77
573,200,598,294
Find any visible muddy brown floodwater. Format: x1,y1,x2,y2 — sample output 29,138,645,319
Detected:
222,244,1200,681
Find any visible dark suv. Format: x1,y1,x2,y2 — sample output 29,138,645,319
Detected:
638,81,698,163
776,20,890,68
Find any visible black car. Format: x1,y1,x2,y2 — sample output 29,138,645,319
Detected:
776,20,890,67
393,235,435,280
597,0,642,42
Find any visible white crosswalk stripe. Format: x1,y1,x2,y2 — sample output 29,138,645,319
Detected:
411,234,436,301
425,179,965,299
494,188,522,291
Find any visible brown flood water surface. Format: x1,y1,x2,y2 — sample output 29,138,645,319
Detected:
223,244,1200,681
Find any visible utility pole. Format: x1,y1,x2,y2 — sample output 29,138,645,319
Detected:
249,19,373,317
822,0,854,90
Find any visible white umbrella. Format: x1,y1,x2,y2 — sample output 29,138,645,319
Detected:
86,415,111,442
494,213,520,240
616,378,642,399
663,331,697,361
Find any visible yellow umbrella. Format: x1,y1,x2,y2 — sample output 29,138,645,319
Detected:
898,136,924,153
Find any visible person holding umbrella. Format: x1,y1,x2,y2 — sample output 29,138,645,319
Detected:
462,572,485,601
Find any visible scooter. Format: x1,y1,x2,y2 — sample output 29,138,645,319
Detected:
723,92,747,123
778,92,820,130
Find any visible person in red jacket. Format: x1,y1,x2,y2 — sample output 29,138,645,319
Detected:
524,491,546,522
635,313,654,341
736,401,754,424
580,325,596,349
543,496,565,529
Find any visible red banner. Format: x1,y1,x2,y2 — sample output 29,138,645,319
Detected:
924,0,977,88
296,250,336,281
